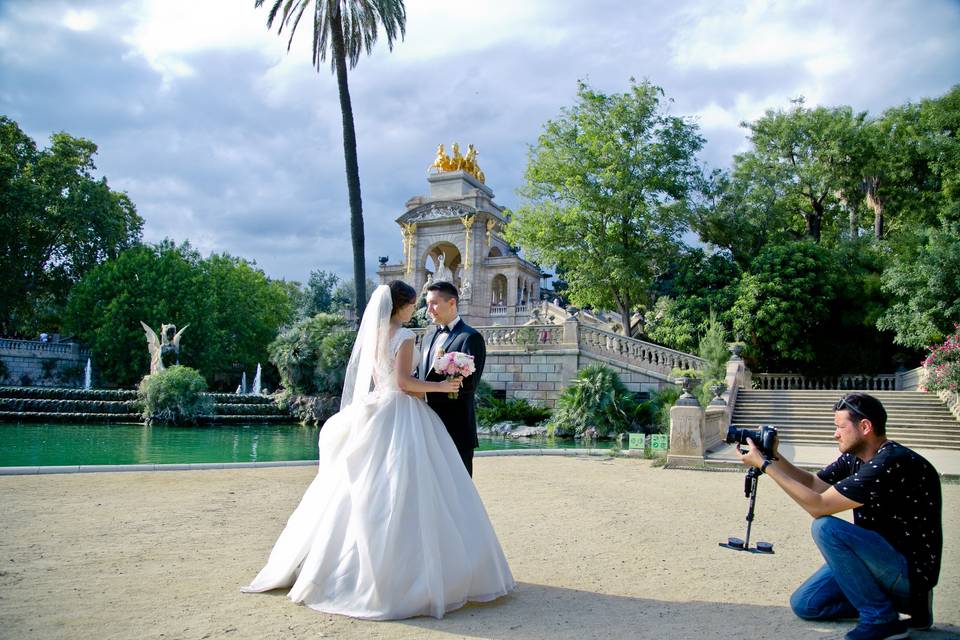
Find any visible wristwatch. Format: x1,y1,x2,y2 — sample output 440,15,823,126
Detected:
760,458,774,474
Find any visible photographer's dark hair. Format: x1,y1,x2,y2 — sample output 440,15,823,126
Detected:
426,280,459,302
389,280,417,317
835,392,887,435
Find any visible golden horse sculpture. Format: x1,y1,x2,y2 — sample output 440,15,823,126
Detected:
428,143,485,183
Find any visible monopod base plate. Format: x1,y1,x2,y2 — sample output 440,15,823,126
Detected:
719,541,775,554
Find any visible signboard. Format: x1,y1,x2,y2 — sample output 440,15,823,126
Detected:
628,433,646,449
650,434,669,452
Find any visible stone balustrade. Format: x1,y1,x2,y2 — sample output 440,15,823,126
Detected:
0,338,92,388
481,325,562,347
898,366,925,391
753,373,898,391
410,318,701,405
578,326,705,377
0,338,90,358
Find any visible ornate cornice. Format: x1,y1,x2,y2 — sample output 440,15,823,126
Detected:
397,201,477,224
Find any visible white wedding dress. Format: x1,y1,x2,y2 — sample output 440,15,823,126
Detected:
242,287,515,620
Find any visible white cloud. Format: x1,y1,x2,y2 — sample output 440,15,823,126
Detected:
123,0,281,81
63,9,98,32
671,0,851,76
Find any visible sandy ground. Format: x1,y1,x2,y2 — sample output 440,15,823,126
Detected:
1,456,958,640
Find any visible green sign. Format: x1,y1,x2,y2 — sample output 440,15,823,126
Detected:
628,433,646,449
650,434,669,451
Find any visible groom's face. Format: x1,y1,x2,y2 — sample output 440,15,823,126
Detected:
425,291,457,326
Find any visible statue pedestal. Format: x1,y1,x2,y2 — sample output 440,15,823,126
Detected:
428,171,493,198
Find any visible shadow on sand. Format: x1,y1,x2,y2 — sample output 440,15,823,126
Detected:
399,583,960,640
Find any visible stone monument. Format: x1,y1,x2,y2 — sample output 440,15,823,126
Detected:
378,144,543,326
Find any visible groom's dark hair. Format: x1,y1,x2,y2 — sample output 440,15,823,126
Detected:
426,280,458,302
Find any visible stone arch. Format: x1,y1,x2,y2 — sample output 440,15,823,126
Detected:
423,241,462,285
488,246,503,257
491,274,508,306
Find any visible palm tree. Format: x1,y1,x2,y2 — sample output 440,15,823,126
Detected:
255,0,406,319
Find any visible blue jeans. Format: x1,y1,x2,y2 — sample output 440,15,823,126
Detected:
791,516,910,626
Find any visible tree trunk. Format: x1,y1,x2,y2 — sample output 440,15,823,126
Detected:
331,18,367,320
864,176,884,240
615,291,632,337
806,200,823,243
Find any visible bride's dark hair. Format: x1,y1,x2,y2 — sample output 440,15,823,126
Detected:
389,280,417,316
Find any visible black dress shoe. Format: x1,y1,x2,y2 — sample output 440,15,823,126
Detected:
906,589,933,630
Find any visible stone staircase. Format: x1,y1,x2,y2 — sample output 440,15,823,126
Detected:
0,386,291,424
731,389,960,450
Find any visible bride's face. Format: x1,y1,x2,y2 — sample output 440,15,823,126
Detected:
395,302,415,324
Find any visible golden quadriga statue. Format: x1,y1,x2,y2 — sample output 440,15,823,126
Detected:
428,142,486,183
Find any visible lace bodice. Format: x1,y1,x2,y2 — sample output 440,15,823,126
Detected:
389,327,416,356
385,327,418,378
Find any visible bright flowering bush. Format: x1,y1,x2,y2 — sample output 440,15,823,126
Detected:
921,324,960,394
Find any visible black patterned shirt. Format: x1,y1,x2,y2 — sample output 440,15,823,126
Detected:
818,441,942,591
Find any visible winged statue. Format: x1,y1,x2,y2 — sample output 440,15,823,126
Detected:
140,321,189,374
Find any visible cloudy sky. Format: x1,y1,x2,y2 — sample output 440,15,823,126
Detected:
2,0,958,285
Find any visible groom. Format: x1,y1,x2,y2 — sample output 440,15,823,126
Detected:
418,281,486,477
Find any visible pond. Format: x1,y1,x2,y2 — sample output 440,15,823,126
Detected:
0,422,616,468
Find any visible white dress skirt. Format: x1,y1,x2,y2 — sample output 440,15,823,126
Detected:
241,373,515,619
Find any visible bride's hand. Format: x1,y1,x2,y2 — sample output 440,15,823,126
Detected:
438,377,462,394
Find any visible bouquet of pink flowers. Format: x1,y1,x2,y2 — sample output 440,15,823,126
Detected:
434,350,476,398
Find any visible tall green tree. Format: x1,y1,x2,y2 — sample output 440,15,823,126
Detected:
645,248,740,352
255,0,406,321
0,116,143,336
301,269,340,316
734,100,869,243
64,241,296,388
506,79,705,336
732,241,839,370
877,223,960,350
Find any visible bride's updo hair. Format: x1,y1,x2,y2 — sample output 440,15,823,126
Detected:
389,280,417,316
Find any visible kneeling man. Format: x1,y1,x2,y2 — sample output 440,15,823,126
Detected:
736,392,942,640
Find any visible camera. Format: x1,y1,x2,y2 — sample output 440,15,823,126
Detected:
726,425,778,458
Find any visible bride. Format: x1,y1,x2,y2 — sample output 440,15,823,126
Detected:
242,280,515,620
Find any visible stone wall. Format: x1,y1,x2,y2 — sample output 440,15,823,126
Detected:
475,318,697,406
0,339,91,388
482,350,578,407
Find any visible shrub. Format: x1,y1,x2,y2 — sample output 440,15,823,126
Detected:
137,365,213,425
474,380,495,408
921,324,960,394
548,364,635,437
268,313,354,395
477,397,552,427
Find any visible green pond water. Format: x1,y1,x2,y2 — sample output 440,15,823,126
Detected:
0,422,615,467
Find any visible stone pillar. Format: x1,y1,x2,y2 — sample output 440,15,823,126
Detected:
667,402,706,466
562,315,579,346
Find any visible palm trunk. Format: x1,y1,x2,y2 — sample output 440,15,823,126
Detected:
331,19,367,320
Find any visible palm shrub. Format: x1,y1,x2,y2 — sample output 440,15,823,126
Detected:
268,313,354,395
548,364,635,437
137,365,213,425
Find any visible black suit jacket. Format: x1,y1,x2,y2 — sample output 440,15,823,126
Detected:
417,320,486,450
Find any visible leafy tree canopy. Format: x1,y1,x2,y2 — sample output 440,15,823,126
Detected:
877,223,960,350
506,79,704,336
64,240,296,388
0,116,143,336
